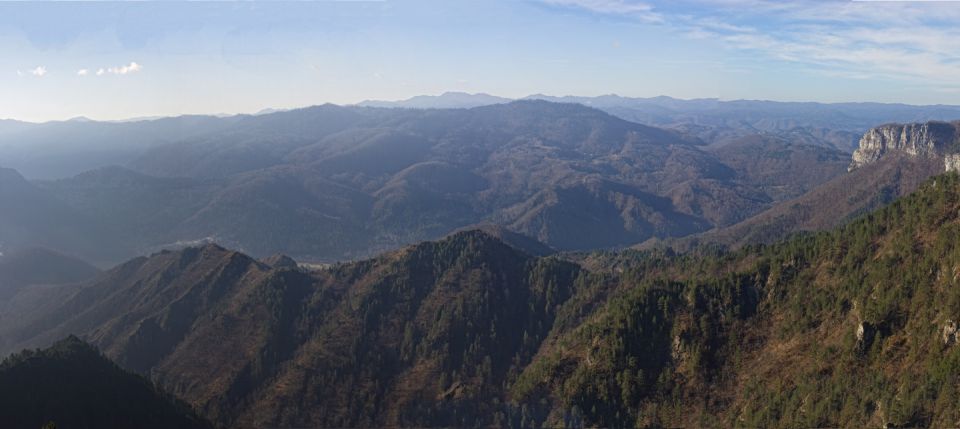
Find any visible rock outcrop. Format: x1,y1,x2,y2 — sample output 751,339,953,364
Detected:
945,154,960,173
943,320,958,346
850,121,960,171
855,321,876,356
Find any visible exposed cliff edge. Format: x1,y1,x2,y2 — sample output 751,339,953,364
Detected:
850,121,960,171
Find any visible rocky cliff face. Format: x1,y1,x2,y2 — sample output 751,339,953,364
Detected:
850,121,960,171
945,154,960,173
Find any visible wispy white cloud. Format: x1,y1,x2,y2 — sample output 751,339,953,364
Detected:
20,66,48,77
696,18,960,84
543,0,662,23
106,61,142,75
86,62,142,77
546,0,960,87
16,66,47,77
24,62,144,79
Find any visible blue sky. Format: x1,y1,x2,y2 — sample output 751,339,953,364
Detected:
3,0,960,122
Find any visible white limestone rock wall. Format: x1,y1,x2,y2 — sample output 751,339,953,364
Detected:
849,121,959,171
946,154,960,173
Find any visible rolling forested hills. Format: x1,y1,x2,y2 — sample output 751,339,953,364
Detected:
2,101,852,266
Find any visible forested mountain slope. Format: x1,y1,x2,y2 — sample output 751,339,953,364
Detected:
7,172,960,427
651,155,944,251
649,120,960,252
516,172,960,428
0,232,582,427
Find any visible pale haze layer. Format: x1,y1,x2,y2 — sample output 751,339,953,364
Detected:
3,0,960,122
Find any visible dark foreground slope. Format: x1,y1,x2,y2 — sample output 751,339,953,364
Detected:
0,336,211,429
8,173,960,428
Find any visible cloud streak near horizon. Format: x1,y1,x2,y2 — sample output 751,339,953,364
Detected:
16,66,47,78
26,62,142,78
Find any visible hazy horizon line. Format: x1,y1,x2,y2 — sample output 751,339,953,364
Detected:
5,91,960,124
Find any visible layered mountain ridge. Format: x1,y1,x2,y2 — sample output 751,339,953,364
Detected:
1,100,852,266
0,230,584,427
357,93,960,152
0,247,99,299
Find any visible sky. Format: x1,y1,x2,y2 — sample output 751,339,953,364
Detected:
3,0,960,122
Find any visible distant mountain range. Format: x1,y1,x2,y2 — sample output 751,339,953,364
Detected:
0,100,854,266
3,96,959,269
358,92,512,109
356,92,960,152
4,93,960,179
